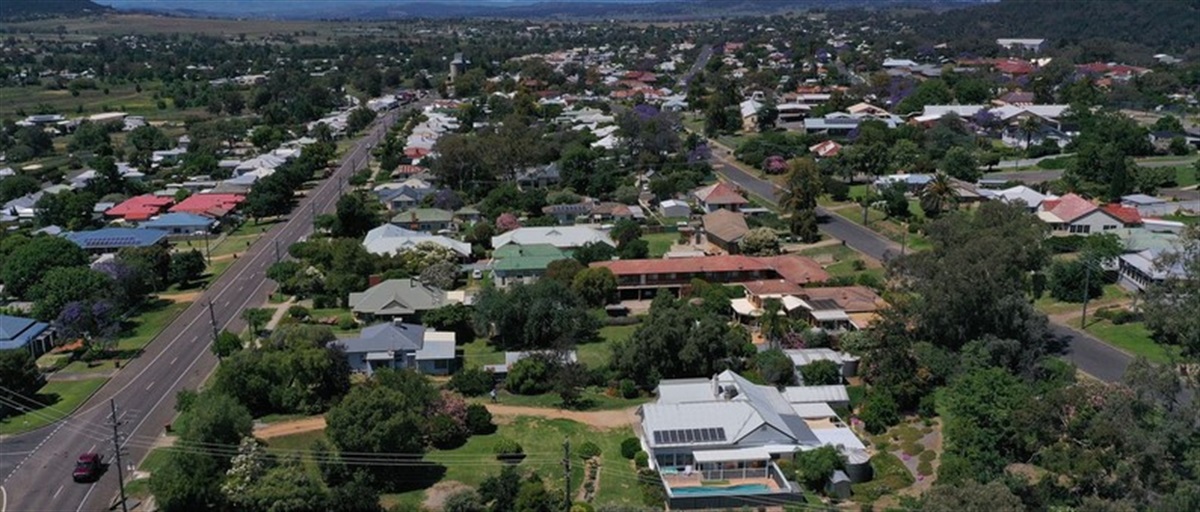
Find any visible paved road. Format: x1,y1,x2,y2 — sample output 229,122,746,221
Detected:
0,102,415,512
706,147,1136,382
676,45,714,89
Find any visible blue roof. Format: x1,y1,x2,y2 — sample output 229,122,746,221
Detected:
0,314,50,351
139,212,214,230
64,227,167,250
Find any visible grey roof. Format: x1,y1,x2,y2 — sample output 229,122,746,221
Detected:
348,279,450,316
334,322,426,354
1121,194,1166,206
492,226,615,249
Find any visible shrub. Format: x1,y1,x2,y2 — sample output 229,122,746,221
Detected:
633,451,649,468
1109,309,1139,325
577,441,601,459
620,437,641,459
1047,259,1104,303
465,403,495,435
426,414,469,449
901,442,924,457
918,451,937,462
286,305,310,319
917,460,933,476
493,438,524,456
505,356,555,395
851,259,867,271
449,367,495,397
917,394,937,418
860,390,900,434
618,379,639,399
799,360,842,385
337,316,357,330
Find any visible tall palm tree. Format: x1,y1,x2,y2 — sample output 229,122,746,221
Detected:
919,172,957,217
759,298,790,349
1019,115,1043,150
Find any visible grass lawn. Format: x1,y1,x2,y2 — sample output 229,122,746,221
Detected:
1084,320,1177,364
481,388,650,411
263,429,329,486
125,446,174,498
57,359,119,375
850,452,915,504
1172,165,1198,188
0,378,107,435
381,416,643,508
642,232,679,258
1034,283,1128,316
0,80,211,121
116,300,192,353
1162,213,1199,225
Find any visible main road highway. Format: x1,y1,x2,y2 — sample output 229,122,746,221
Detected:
705,146,1136,383
0,100,419,512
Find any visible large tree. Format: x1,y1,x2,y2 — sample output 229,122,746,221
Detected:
1,236,89,299
1142,225,1200,359
778,157,823,242
30,267,112,322
0,351,41,419
332,192,377,238
611,292,752,388
325,373,430,455
472,279,599,351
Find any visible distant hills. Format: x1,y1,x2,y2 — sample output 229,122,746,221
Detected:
90,0,991,20
1,0,110,19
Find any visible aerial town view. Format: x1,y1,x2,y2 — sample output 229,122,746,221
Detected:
0,0,1197,510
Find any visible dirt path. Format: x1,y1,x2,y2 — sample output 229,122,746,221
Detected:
485,404,637,430
158,291,203,303
255,416,327,439
253,404,637,440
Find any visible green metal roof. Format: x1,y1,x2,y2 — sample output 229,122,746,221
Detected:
492,244,570,272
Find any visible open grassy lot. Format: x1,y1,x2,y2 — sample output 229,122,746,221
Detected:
0,80,210,121
1171,165,1198,188
116,299,192,353
641,232,679,258
798,244,885,281
0,377,107,435
1084,319,1178,364
1034,283,1128,316
125,446,175,499
380,416,644,509
5,14,397,42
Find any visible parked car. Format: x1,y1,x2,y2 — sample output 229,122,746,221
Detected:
73,453,103,482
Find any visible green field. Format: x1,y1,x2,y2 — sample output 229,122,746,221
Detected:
1084,320,1177,364
0,378,108,435
117,300,192,353
1172,165,1198,188
641,232,679,258
1034,283,1128,316
378,416,644,509
0,80,209,121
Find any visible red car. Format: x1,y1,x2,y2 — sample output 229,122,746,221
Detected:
73,453,103,482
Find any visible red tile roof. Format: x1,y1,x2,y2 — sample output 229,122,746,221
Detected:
799,286,885,313
1101,204,1143,225
106,194,174,221
1044,193,1097,223
694,182,749,206
742,280,806,296
170,193,245,218
393,165,427,176
994,59,1035,75
809,140,842,158
593,254,829,285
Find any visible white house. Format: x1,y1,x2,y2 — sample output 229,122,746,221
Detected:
492,226,615,250
639,371,868,508
659,199,692,218
1037,193,1142,234
331,322,456,376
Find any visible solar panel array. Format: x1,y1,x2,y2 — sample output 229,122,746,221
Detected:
652,427,727,445
83,236,139,248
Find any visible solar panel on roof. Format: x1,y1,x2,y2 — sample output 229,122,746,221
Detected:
653,431,663,444
698,428,711,442
714,428,727,442
683,429,695,443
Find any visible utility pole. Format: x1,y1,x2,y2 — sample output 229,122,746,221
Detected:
273,239,281,264
310,202,317,228
109,399,129,512
562,438,571,510
207,298,219,341
203,231,211,264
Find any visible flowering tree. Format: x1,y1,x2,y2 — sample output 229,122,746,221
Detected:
56,300,120,357
762,155,789,174
495,212,521,233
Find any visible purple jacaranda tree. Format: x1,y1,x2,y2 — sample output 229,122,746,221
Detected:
687,144,712,165
430,189,464,211
56,300,120,354
93,259,148,309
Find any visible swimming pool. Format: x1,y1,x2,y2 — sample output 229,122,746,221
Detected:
670,483,771,496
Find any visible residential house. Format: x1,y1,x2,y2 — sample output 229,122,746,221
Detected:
348,279,463,322
454,207,483,224
0,314,56,358
740,99,764,132
1118,246,1186,293
660,199,692,219
703,210,750,253
593,255,829,300
872,174,933,194
492,226,614,251
483,350,579,376
784,348,860,383
2,192,42,222
138,212,215,235
169,193,245,219
362,224,472,259
803,112,903,136
375,179,435,212
64,227,168,254
639,370,869,509
105,194,174,222
390,208,455,233
732,283,885,331
542,199,597,225
980,185,1056,211
331,322,456,376
491,244,570,288
516,163,561,189
996,38,1047,53
1037,193,1142,234
692,182,749,213
808,140,842,159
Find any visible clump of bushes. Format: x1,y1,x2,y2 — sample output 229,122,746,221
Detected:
577,441,601,460
620,437,641,459
493,438,524,460
465,403,495,435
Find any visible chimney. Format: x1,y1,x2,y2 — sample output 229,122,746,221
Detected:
368,274,383,287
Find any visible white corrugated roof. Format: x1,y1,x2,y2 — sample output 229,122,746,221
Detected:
693,447,772,463
782,385,850,404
